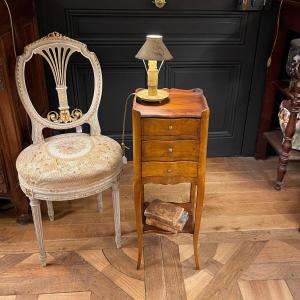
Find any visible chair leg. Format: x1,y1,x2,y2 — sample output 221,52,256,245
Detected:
46,201,54,221
97,192,103,212
29,198,47,267
112,182,122,248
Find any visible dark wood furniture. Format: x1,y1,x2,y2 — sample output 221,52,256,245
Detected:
255,0,300,160
273,68,300,189
0,0,48,223
133,88,209,270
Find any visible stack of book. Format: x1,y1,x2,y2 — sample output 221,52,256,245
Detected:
144,199,189,233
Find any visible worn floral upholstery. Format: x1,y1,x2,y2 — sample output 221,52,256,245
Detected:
16,133,122,192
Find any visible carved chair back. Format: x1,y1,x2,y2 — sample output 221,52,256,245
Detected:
15,32,102,144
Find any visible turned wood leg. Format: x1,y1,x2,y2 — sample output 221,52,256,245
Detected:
275,69,300,190
190,183,197,227
275,111,298,190
275,146,290,190
46,201,54,221
97,192,103,212
30,198,47,267
112,182,122,248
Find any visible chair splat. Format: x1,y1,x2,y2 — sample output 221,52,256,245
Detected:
15,31,102,142
35,36,82,123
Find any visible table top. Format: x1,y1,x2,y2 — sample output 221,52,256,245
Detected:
133,88,209,118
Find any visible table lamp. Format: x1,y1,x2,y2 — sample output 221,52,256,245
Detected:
135,34,173,102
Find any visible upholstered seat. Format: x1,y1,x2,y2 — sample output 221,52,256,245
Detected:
17,133,122,193
15,32,123,266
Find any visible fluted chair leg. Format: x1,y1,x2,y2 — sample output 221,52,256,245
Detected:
112,182,122,248
30,198,47,267
46,201,54,221
97,192,103,212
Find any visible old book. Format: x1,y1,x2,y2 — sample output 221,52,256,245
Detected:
146,217,178,233
177,211,189,231
144,199,184,226
146,211,189,233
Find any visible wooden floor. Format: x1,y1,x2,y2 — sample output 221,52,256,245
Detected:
0,157,299,300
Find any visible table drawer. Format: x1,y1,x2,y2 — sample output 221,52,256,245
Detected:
142,161,198,178
142,118,200,139
142,140,199,162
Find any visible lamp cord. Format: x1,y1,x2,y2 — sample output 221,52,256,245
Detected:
2,0,17,58
121,92,136,163
158,60,164,72
267,0,284,68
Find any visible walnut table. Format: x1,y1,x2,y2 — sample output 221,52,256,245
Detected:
132,88,209,270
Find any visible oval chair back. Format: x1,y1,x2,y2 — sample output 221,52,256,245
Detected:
15,32,102,143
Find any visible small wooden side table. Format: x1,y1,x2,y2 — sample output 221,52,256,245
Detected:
132,88,209,270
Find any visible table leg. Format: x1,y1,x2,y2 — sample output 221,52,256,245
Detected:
193,108,209,270
190,183,197,227
134,181,144,270
193,185,204,270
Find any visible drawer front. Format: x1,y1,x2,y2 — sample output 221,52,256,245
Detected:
142,162,198,178
142,118,200,139
142,140,199,162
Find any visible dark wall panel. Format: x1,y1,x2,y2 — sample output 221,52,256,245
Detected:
67,10,247,45
36,0,276,156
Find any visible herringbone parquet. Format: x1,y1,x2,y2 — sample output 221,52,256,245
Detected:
0,157,299,300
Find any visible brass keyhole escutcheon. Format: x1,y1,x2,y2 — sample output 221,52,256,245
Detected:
153,0,166,8
168,125,173,130
168,147,173,153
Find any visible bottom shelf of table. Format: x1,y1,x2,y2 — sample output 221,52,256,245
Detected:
142,201,194,234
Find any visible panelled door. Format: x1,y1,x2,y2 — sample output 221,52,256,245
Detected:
37,0,275,156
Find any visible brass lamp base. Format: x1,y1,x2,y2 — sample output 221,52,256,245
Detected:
136,89,169,103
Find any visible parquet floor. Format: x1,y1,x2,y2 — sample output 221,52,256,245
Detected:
0,157,299,300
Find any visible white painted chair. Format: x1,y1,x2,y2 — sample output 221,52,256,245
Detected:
15,32,122,266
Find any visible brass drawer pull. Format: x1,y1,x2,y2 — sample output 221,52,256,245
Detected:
153,0,166,8
168,147,173,153
167,168,172,173
168,125,173,130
